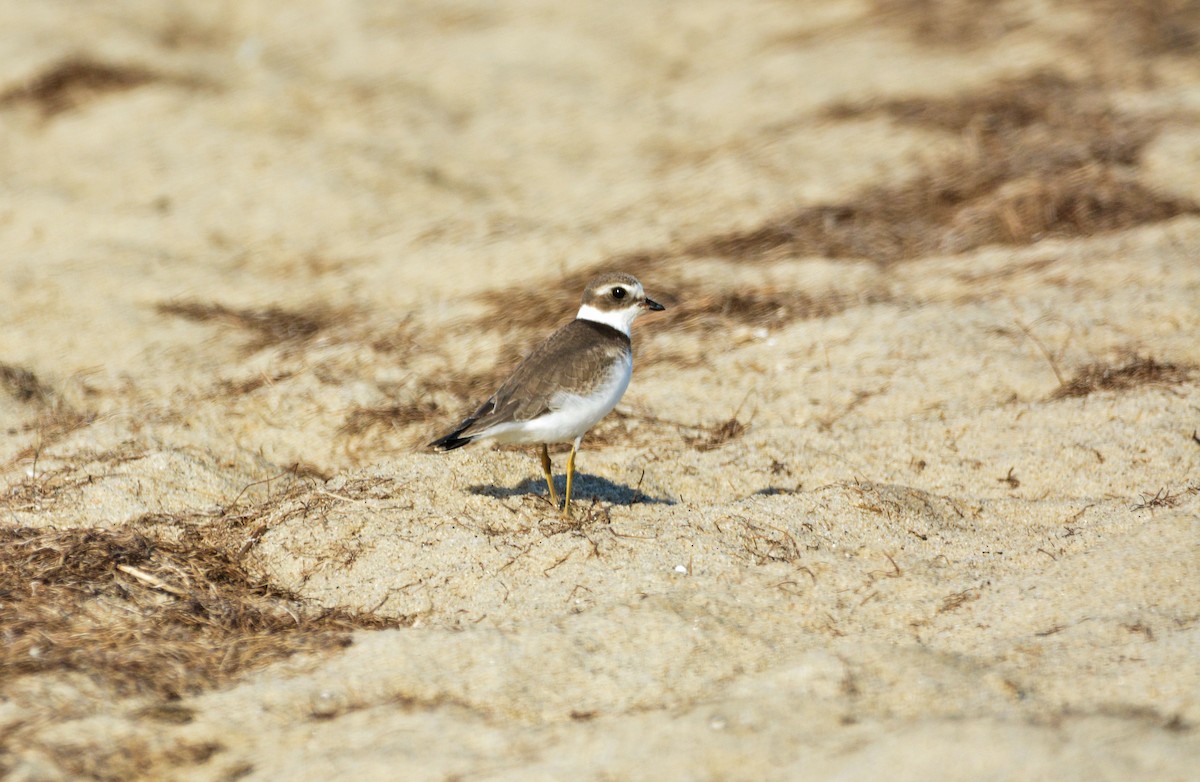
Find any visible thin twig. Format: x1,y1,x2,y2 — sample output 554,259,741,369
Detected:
1015,319,1066,387
116,564,188,597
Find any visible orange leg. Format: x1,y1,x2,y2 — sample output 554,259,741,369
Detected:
563,439,579,517
539,444,560,509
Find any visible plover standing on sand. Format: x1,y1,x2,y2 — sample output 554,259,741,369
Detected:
430,273,665,516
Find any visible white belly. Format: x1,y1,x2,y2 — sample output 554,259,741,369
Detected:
486,355,632,445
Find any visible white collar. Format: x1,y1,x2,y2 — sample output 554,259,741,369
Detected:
576,303,637,337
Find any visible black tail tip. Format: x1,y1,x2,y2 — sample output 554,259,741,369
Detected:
429,433,472,451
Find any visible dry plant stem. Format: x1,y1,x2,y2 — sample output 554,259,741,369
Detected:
116,564,188,597
1015,319,1067,387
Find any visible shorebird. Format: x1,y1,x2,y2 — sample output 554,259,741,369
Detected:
430,272,664,515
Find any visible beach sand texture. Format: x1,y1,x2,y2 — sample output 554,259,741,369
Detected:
1,1,1198,779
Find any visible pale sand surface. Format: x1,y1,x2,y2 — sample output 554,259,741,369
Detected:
1,1,1199,780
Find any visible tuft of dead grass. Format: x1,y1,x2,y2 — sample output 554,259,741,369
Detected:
871,0,1021,47
1,732,226,782
1080,0,1200,58
877,0,1200,59
686,416,749,452
1,457,129,514
157,300,340,353
938,587,982,614
340,400,443,438
826,72,1111,136
3,406,98,470
0,57,161,117
584,408,750,452
656,283,891,332
340,371,512,456
730,517,808,565
1130,487,1184,512
0,364,52,404
1050,356,1195,399
0,520,405,701
0,364,98,467
704,72,1196,265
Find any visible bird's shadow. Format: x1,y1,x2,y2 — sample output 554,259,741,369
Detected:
468,472,674,506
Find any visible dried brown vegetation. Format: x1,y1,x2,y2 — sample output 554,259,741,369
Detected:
582,408,748,453
1131,487,1183,512
879,0,1200,60
0,364,52,404
157,300,341,352
656,283,891,332
340,366,516,452
341,400,443,438
827,72,1109,136
0,364,97,464
731,517,806,565
872,0,1021,46
0,57,162,116
686,416,749,452
1050,357,1195,399
2,734,227,782
0,508,405,701
1080,0,1200,58
1,455,130,513
704,72,1196,265
4,406,99,468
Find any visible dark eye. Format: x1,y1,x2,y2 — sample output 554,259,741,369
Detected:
612,287,627,300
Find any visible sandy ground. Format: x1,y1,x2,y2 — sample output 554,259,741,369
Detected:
2,1,1199,779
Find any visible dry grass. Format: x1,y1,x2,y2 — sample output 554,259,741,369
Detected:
157,300,342,353
0,57,162,117
730,517,807,565
703,72,1195,265
1080,0,1200,58
1050,357,1195,399
872,0,1021,47
654,283,891,332
0,513,405,701
938,587,982,614
340,367,513,452
585,408,751,452
686,416,749,452
878,0,1200,59
8,735,227,782
826,72,1108,136
340,400,443,438
0,448,145,513
1131,483,1198,513
4,406,98,469
0,364,52,404
0,364,97,466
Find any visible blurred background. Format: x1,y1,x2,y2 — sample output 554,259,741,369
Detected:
2,1,1198,470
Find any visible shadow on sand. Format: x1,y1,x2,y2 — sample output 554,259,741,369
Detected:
468,472,674,506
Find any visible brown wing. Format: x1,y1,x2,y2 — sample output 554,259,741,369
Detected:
456,319,630,438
